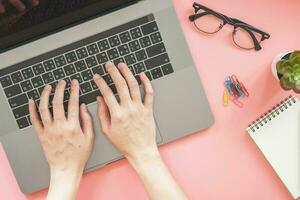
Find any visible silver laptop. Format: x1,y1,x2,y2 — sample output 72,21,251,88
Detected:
0,0,214,194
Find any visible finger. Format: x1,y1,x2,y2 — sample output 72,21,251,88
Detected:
0,3,5,14
52,80,66,121
93,74,119,114
97,96,110,132
29,99,43,134
79,104,94,140
29,0,39,6
105,62,131,104
140,72,154,109
117,63,141,102
39,85,52,125
9,0,26,11
68,80,80,121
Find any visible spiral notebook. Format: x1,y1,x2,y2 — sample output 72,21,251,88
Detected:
247,96,300,199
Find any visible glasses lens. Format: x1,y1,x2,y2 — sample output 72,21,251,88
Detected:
233,27,262,49
194,13,223,34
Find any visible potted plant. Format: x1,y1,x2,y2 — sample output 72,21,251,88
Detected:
271,51,300,93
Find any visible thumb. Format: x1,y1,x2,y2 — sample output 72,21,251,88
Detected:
79,104,94,140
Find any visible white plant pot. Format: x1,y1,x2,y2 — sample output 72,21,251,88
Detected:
271,51,292,81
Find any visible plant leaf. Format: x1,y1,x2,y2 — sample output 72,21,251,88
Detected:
280,77,294,90
290,51,300,59
293,83,300,93
290,56,300,65
276,60,287,74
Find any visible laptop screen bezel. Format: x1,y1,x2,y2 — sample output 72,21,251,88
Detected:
0,0,138,53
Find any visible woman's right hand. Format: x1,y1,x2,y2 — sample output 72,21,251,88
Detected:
93,62,158,160
0,0,39,14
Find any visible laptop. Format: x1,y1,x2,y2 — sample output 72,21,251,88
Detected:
0,0,214,194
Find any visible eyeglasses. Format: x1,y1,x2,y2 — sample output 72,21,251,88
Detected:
189,2,270,51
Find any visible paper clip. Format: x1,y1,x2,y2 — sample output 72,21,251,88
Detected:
223,89,229,107
232,75,249,97
230,96,243,108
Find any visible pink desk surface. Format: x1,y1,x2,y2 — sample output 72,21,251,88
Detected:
1,0,300,199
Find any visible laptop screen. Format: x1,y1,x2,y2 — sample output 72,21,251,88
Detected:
0,0,137,52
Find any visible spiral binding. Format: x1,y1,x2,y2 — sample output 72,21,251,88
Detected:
247,96,298,133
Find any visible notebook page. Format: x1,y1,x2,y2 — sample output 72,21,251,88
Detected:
248,97,300,198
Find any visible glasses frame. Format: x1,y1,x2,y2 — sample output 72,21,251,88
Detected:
189,2,270,51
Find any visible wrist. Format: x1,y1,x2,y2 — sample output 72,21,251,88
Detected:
126,147,161,169
50,166,83,184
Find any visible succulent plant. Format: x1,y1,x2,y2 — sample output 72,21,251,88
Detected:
276,51,300,93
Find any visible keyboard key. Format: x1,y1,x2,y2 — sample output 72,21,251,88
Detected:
144,53,170,70
17,117,29,129
31,76,44,88
9,94,28,108
4,84,22,98
64,64,76,76
133,62,146,74
107,48,119,60
124,54,137,65
128,66,135,75
64,90,70,101
27,90,40,100
50,82,58,94
145,71,152,81
11,71,23,83
130,27,142,39
151,67,163,79
38,86,45,95
80,90,100,105
118,44,130,56
54,55,67,67
119,31,132,43
135,49,147,61
139,36,152,48
109,84,117,94
27,115,32,125
12,104,29,119
90,80,98,90
95,52,108,64
63,77,71,88
150,32,163,44
85,56,98,68
32,64,45,75
76,47,88,59
92,66,105,76
80,82,92,94
20,80,33,92
74,60,87,72
71,73,83,84
108,35,121,47
21,68,34,80
43,60,56,71
81,69,93,82
146,43,166,57
97,39,110,51
65,51,78,63
113,57,125,66
141,21,159,35
42,72,55,84
53,68,65,80
103,74,113,85
87,43,99,55
161,63,174,76
0,75,12,88
128,40,141,52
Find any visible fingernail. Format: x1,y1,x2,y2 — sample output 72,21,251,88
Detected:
81,103,86,110
46,84,51,90
72,79,78,86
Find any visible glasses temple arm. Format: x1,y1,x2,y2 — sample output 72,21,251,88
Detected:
231,18,270,39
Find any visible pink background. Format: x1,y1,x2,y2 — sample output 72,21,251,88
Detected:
1,0,300,199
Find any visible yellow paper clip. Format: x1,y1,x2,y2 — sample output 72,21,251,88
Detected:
223,89,229,107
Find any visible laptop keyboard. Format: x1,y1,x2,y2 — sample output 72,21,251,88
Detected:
0,14,174,130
